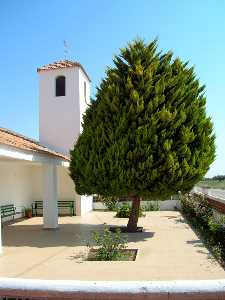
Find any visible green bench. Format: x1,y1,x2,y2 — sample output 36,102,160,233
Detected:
32,200,75,216
0,204,17,223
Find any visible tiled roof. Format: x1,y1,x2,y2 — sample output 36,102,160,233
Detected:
37,60,91,82
0,127,69,161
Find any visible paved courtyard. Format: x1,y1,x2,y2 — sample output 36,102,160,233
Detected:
0,211,225,280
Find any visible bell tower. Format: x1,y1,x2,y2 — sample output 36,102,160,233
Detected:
38,60,91,155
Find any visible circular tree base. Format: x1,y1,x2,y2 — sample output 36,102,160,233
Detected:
109,226,143,233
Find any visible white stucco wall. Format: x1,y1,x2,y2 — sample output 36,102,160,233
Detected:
39,67,81,155
30,165,78,203
78,68,90,133
0,161,33,211
39,66,91,156
39,64,93,215
30,165,90,216
57,166,77,201
0,160,82,219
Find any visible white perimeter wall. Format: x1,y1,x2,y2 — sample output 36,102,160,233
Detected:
93,200,180,211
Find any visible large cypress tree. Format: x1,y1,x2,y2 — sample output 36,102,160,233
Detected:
70,39,215,232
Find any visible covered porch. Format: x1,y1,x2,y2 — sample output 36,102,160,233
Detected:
0,128,93,253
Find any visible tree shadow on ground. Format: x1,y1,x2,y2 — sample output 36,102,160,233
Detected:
2,221,155,248
185,239,217,263
186,239,204,246
160,214,190,229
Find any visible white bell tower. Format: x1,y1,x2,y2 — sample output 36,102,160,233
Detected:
38,60,92,217
38,60,91,155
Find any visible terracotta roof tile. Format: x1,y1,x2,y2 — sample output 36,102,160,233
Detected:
0,127,69,161
37,60,91,82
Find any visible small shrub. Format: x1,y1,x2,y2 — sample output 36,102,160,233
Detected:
208,216,225,233
144,202,160,211
98,195,119,211
116,203,131,218
90,227,128,261
180,193,213,225
116,202,145,218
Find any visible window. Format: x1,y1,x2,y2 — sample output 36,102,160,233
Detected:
56,76,65,96
84,81,87,103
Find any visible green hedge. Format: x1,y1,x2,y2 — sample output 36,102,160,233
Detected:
180,193,225,266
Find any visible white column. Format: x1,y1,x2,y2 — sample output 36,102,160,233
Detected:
42,164,58,229
0,213,2,254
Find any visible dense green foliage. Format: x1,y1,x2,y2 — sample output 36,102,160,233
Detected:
89,228,128,261
70,39,215,200
180,194,225,266
116,202,145,218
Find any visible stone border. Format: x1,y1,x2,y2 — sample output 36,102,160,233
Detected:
0,278,225,299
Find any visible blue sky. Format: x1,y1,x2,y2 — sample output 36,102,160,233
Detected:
0,0,224,177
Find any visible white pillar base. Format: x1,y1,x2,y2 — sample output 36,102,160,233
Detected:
42,164,58,229
76,195,93,216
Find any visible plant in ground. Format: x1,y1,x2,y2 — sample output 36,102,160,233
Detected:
99,195,119,211
70,39,215,232
116,202,145,218
180,193,225,266
180,193,213,226
143,201,160,211
89,227,128,261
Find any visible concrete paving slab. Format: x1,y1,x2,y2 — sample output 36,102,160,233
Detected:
0,211,225,280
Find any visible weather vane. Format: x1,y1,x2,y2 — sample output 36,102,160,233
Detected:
63,40,69,60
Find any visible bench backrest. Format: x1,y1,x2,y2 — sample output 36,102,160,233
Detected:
33,201,44,209
33,201,74,208
58,201,74,207
0,204,16,217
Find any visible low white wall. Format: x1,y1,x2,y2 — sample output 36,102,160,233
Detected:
93,200,179,211
0,278,225,300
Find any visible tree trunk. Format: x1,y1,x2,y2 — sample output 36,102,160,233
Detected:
127,196,141,232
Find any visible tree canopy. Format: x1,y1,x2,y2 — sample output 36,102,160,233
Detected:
70,39,215,201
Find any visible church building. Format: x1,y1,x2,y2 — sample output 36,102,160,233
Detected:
0,60,93,252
